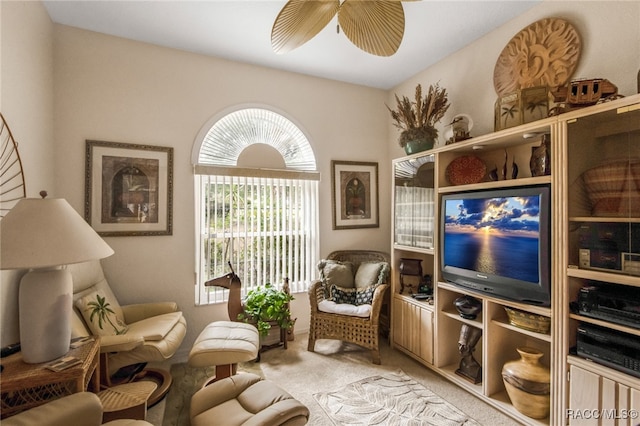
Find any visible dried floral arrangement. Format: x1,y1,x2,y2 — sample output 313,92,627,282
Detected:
387,83,450,147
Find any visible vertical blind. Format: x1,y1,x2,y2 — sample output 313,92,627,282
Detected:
195,173,319,305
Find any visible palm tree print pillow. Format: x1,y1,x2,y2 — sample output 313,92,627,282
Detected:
75,290,129,336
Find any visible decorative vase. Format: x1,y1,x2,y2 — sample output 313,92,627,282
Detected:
502,347,551,419
454,295,482,319
529,134,551,176
403,138,435,155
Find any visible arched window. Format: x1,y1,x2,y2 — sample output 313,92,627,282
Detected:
193,107,319,305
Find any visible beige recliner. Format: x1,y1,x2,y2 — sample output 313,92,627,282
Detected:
68,260,187,403
190,373,309,426
2,392,151,426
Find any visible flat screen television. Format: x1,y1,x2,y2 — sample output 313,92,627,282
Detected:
440,185,551,306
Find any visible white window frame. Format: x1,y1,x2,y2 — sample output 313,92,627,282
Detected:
193,107,319,305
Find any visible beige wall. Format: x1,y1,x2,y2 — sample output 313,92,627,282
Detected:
1,1,55,346
2,1,639,354
51,25,391,352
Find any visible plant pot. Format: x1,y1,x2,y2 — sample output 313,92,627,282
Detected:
403,138,435,155
502,347,550,419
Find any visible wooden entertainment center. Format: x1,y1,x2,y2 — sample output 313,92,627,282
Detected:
390,94,640,425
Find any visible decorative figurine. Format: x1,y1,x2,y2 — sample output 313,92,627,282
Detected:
418,274,432,295
454,295,482,319
455,324,483,384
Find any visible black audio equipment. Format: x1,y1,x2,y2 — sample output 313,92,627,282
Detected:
578,284,640,329
576,324,640,378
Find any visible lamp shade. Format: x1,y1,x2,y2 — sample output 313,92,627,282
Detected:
0,197,114,270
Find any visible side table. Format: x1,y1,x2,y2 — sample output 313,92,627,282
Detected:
0,336,100,418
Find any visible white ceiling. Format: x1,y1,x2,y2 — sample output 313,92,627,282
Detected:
42,0,540,90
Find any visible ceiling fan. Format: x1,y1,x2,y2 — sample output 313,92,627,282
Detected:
271,0,415,57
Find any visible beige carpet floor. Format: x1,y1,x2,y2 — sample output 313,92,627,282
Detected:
147,333,520,425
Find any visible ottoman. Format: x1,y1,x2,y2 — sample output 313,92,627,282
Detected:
190,373,309,426
189,321,260,384
97,381,157,423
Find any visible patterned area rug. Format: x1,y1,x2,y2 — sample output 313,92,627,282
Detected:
313,371,480,426
161,361,263,426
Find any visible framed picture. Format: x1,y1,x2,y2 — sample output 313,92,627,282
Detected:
331,160,379,230
85,140,173,236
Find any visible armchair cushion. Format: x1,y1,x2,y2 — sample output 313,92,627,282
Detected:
318,259,354,288
330,284,378,306
121,302,179,324
125,311,184,341
75,290,129,336
318,300,371,317
354,262,389,288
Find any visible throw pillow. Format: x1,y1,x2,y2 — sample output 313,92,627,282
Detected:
330,284,378,306
317,260,355,299
354,262,390,288
75,290,128,336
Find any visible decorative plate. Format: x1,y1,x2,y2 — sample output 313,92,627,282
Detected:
493,18,581,96
446,156,486,186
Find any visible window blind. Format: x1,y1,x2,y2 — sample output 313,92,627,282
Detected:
195,174,319,305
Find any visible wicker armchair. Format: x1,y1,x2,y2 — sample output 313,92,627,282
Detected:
307,250,390,364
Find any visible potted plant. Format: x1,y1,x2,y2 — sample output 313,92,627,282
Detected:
238,283,294,338
387,83,451,155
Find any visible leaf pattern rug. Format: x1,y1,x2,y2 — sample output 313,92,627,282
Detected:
313,371,480,426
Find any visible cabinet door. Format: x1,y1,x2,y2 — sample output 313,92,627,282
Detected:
392,297,433,364
392,297,406,348
393,155,435,249
569,365,640,426
569,365,601,426
417,305,433,363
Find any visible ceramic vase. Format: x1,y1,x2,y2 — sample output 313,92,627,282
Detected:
502,347,551,419
529,134,551,176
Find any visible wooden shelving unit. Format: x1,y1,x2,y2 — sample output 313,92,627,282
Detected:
390,94,640,426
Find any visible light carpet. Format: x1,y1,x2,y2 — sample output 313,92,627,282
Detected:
150,333,517,426
161,361,262,426
314,370,480,426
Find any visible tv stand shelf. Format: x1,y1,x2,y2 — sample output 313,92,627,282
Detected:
390,94,640,426
437,175,552,194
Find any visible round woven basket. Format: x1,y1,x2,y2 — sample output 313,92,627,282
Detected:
582,159,640,216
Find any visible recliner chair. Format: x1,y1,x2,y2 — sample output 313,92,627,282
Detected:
68,260,187,404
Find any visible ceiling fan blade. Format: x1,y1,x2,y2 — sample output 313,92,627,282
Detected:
338,1,405,57
271,0,340,54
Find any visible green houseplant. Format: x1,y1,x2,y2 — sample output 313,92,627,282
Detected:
387,83,450,155
238,283,294,337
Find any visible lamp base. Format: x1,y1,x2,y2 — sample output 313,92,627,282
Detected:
19,268,72,363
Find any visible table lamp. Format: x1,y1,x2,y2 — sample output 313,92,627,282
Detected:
0,192,114,363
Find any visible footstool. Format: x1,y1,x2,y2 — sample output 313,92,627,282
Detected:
190,373,309,426
189,321,260,384
97,381,157,423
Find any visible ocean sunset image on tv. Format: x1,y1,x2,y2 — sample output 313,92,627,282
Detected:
444,194,541,283
440,186,551,306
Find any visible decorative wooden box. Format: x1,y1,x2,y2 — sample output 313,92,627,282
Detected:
494,86,549,131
